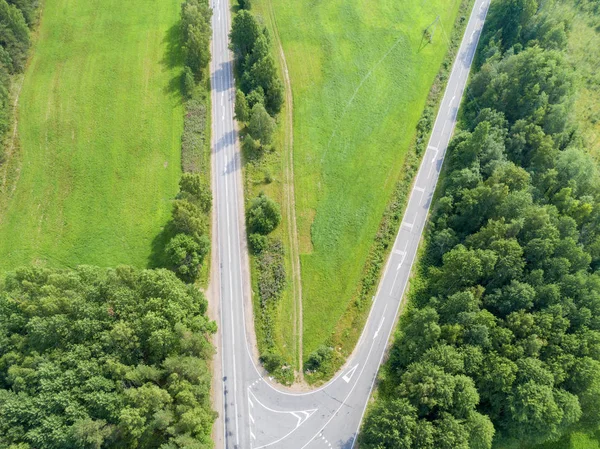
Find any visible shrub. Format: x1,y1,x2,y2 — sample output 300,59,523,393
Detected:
235,88,249,122
165,233,209,282
305,345,334,372
247,192,281,235
248,233,268,254
183,65,195,98
242,135,262,160
171,199,208,239
179,172,212,213
256,239,286,304
248,102,275,145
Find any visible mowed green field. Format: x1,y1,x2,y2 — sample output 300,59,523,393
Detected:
264,0,463,357
0,0,183,270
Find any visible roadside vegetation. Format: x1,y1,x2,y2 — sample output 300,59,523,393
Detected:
153,0,213,286
0,0,184,270
245,0,470,380
0,266,216,448
0,0,39,208
360,0,600,448
0,1,216,447
229,3,293,384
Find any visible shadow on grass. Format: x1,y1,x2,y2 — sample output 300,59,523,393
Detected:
147,222,177,269
161,22,185,98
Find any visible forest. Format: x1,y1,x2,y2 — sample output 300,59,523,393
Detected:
0,266,216,448
0,0,38,160
360,0,600,448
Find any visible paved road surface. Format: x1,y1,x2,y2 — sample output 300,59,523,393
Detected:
210,0,490,447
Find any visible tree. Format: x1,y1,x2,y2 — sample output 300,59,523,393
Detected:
359,399,418,449
165,233,209,282
171,199,208,240
235,89,250,122
0,0,30,72
248,102,275,145
179,172,212,213
247,192,281,235
183,66,196,98
229,10,261,58
0,266,215,448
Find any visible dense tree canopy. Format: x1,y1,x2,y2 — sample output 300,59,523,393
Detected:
0,0,38,153
0,266,216,448
230,10,283,116
360,1,600,448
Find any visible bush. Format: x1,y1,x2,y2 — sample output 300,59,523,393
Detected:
256,239,286,304
179,172,212,213
248,102,275,145
305,345,334,372
247,192,281,235
171,199,208,239
165,233,209,282
182,65,195,98
235,88,249,122
248,233,268,254
242,134,262,159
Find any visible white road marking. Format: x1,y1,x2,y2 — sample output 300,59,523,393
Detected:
251,431,256,440
342,364,359,383
373,307,387,340
413,186,425,193
402,222,413,230
249,413,255,424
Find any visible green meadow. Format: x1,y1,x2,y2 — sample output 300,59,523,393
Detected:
0,0,183,270
254,0,464,359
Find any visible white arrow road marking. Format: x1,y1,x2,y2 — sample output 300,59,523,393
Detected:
248,389,318,449
373,308,387,340
342,364,359,383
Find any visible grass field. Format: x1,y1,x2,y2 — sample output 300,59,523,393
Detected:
563,3,600,159
250,0,464,360
0,0,183,270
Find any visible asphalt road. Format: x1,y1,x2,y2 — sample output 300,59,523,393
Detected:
210,0,490,447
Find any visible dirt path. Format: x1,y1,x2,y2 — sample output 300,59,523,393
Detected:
0,76,26,220
266,0,304,377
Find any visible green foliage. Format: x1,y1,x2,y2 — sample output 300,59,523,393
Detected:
362,0,600,447
230,9,283,116
0,266,216,448
248,232,268,254
247,192,281,235
248,102,275,145
181,0,212,79
235,89,250,122
0,0,30,72
238,0,252,10
183,66,196,98
182,88,210,174
166,233,209,282
179,172,212,214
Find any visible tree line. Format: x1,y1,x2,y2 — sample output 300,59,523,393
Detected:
229,1,290,382
158,0,213,284
360,1,600,448
0,0,38,162
0,266,216,448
